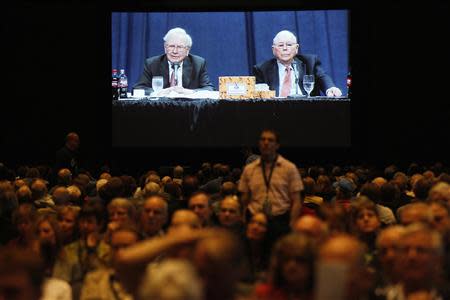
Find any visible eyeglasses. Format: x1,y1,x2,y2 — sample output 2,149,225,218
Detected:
166,44,188,51
273,43,297,49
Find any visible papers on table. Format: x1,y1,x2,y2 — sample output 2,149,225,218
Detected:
150,90,220,99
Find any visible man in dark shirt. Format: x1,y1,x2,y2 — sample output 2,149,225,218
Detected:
55,132,80,176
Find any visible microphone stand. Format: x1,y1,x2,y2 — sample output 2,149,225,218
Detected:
288,62,304,99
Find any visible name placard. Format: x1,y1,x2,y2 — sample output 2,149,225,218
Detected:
219,76,255,99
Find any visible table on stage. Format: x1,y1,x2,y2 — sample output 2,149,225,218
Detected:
112,97,351,148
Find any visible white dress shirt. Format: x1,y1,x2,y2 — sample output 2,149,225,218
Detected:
168,61,183,87
277,61,302,96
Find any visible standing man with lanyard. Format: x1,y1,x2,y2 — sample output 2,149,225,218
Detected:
238,129,304,243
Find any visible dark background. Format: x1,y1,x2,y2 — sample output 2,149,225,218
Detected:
2,0,450,176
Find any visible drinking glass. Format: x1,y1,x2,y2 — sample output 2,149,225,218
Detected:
303,75,315,98
152,76,164,95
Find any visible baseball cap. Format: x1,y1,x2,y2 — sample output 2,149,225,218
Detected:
332,177,356,193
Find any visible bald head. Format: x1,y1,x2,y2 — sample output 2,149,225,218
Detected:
57,168,72,186
398,202,433,226
16,185,32,203
31,179,47,200
273,30,298,44
293,215,328,241
376,225,406,278
318,234,369,299
221,181,237,196
319,234,365,266
169,209,201,232
372,177,387,188
52,186,70,205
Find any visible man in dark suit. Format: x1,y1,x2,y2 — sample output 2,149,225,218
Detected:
133,27,214,96
253,30,342,97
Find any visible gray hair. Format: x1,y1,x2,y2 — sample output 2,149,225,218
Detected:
375,225,406,249
108,197,135,212
273,30,298,45
163,27,193,48
139,259,203,300
400,223,444,255
397,202,433,224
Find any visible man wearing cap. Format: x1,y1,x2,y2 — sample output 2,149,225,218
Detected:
332,176,357,211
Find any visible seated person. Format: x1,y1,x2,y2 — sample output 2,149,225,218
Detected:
133,27,214,96
80,223,140,300
253,30,342,97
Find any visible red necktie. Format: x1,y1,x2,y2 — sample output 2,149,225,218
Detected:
170,67,176,87
280,67,291,97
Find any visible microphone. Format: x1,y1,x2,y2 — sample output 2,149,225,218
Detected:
291,61,301,97
172,62,180,86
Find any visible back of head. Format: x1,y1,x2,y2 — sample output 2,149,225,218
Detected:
17,185,32,204
412,178,432,201
173,165,184,179
169,209,201,231
120,175,137,198
143,181,161,197
303,176,316,196
359,182,381,203
0,247,44,300
26,167,41,180
317,202,349,234
163,182,182,200
101,177,125,204
317,234,370,300
269,233,316,290
182,175,199,200
319,233,365,266
220,181,237,196
57,168,72,186
31,179,47,200
380,182,401,205
333,176,356,200
139,259,203,300
52,186,70,206
384,165,398,181
194,229,242,300
293,215,328,241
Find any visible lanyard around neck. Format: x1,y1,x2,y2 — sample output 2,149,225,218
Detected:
261,155,278,192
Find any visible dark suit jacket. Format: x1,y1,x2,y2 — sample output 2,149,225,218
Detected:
252,54,336,96
133,54,214,93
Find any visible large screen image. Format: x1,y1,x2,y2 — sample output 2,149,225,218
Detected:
112,10,350,148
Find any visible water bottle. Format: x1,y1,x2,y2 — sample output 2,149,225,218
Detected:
346,70,352,97
112,69,119,100
119,69,128,99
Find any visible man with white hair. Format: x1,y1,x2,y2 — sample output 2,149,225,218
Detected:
253,30,342,97
134,27,214,95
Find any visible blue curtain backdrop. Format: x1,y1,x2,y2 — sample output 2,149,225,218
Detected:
111,11,348,93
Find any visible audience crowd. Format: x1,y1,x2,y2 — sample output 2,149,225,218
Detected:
1,157,449,300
